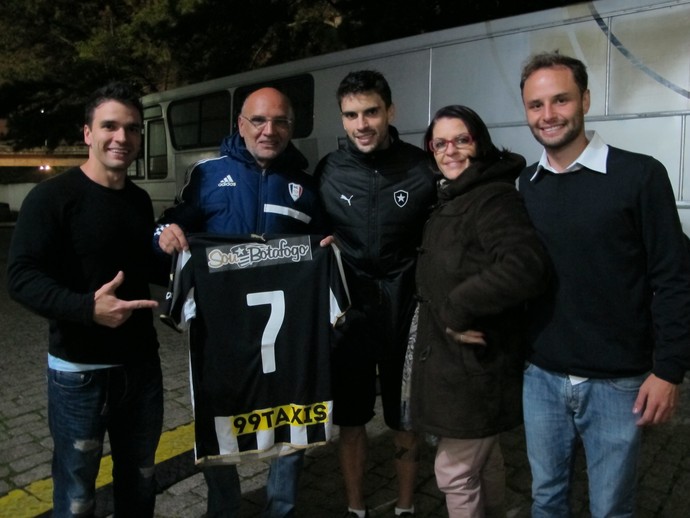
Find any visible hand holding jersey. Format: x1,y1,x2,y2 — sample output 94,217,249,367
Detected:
319,235,335,247
158,223,190,254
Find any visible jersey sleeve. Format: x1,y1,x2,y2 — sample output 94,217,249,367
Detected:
329,242,350,326
159,248,196,332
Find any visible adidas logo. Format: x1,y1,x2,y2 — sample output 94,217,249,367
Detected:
218,175,236,187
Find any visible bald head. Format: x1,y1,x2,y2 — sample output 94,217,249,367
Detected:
242,88,294,118
237,87,295,168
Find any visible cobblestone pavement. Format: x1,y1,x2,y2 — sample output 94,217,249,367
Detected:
1,225,690,517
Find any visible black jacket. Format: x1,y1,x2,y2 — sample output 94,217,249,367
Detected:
316,127,437,356
316,127,436,278
411,152,549,438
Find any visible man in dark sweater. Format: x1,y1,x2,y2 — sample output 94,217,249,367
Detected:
518,51,690,517
7,83,163,517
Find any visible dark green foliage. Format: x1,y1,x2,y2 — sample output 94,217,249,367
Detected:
0,0,581,149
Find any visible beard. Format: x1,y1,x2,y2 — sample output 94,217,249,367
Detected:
530,112,585,152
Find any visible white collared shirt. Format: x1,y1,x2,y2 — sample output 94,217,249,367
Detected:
529,131,609,181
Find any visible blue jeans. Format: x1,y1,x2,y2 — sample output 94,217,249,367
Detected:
48,360,163,518
523,363,644,518
204,450,305,517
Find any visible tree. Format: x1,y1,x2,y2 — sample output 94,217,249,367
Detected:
0,0,201,148
0,0,581,150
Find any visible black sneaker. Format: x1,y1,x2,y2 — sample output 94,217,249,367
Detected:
343,510,370,518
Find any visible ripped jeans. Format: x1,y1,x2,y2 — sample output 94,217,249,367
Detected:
48,359,163,518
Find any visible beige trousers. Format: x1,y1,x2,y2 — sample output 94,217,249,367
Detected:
434,435,506,518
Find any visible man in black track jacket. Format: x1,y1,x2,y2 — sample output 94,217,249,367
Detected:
315,70,436,518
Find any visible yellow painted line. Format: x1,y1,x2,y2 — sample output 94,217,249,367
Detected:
155,422,195,463
0,423,195,518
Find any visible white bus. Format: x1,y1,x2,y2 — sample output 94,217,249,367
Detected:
131,0,690,231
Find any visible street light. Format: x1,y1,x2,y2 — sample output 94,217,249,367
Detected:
40,108,47,147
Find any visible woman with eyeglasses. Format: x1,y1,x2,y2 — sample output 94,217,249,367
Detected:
409,105,550,517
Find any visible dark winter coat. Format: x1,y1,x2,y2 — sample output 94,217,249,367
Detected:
316,127,437,358
410,151,549,438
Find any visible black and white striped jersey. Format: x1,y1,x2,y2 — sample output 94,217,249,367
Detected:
162,234,349,464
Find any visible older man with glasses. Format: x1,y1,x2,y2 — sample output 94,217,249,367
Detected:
154,87,327,517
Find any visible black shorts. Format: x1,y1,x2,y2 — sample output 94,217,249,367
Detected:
331,303,413,430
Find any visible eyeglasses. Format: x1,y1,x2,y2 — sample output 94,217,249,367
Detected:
429,134,474,154
240,115,293,131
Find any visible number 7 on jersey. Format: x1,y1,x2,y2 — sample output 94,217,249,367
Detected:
246,290,285,374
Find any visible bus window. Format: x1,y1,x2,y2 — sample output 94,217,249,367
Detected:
128,156,143,179
168,91,231,150
147,118,168,180
232,75,314,139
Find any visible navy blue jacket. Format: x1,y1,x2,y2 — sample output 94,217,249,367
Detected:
155,133,325,248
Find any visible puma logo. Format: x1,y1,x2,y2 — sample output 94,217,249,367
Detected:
340,194,353,206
